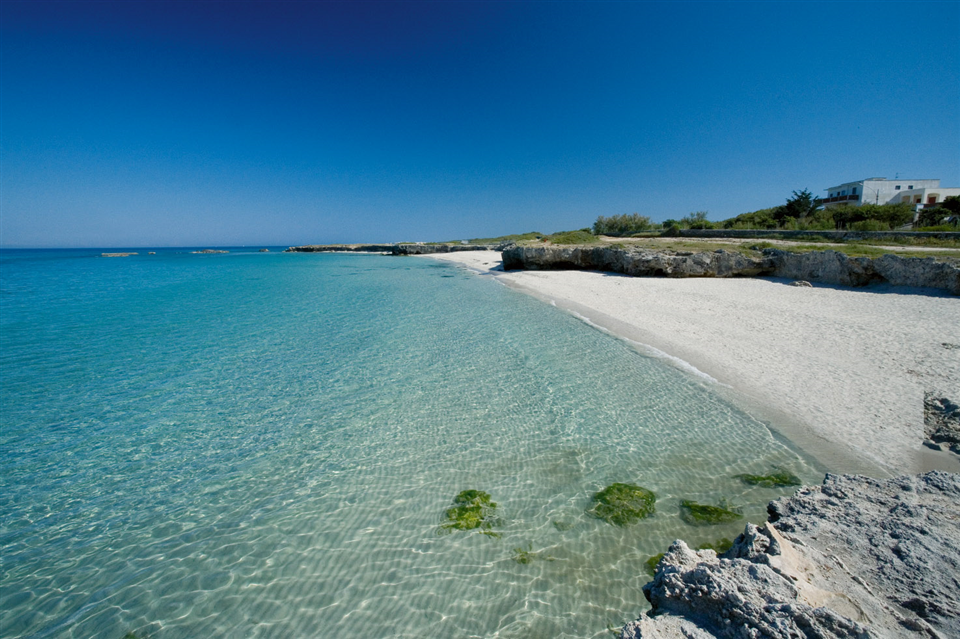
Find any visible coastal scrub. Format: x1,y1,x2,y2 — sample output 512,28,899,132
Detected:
734,469,802,488
679,500,743,526
588,483,656,526
438,490,502,537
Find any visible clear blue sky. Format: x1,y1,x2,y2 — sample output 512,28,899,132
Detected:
2,0,958,248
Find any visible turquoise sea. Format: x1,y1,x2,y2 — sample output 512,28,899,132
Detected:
0,248,821,639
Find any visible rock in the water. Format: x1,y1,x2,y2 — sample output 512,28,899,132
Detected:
191,249,229,254
101,252,137,257
790,279,813,287
621,471,960,638
588,483,656,526
259,248,270,252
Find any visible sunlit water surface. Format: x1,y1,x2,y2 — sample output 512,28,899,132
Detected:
0,249,821,639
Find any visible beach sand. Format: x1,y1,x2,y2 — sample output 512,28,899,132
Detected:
425,250,960,476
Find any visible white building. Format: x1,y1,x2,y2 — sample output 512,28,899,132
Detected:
821,177,960,211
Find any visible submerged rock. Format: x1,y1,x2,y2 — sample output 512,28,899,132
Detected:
588,483,656,526
734,468,802,487
678,499,742,526
438,490,502,537
620,471,960,638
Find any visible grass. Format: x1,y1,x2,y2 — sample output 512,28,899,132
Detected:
544,230,601,244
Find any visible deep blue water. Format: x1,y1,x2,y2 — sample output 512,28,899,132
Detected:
0,248,819,638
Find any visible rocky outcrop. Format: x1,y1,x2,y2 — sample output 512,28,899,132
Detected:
284,243,495,254
763,249,960,294
100,252,138,257
924,394,960,455
284,244,397,253
502,246,768,278
191,249,229,254
622,471,960,638
500,245,960,294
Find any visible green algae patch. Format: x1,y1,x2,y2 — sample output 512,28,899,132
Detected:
734,469,802,488
644,552,665,575
438,490,502,537
588,483,656,526
553,520,574,531
696,537,734,553
679,500,743,526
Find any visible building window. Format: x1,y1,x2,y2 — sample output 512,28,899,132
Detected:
915,197,922,203
895,185,901,190
908,185,913,189
928,196,937,204
852,187,857,195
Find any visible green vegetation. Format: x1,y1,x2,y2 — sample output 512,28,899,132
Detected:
587,483,656,526
679,499,743,526
545,230,601,244
449,232,545,245
644,552,665,575
438,490,503,537
593,213,653,236
734,469,802,488
696,537,734,553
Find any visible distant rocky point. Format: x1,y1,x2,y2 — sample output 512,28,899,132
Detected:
284,243,499,255
622,471,960,638
101,252,137,257
191,249,229,254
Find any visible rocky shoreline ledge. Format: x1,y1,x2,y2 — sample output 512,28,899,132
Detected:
502,245,960,295
623,471,960,638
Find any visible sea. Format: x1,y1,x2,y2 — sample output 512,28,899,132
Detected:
0,248,822,639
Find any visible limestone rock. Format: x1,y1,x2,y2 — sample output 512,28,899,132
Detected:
621,472,960,638
923,394,960,454
790,280,812,287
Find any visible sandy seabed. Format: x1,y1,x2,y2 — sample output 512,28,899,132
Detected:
425,250,960,476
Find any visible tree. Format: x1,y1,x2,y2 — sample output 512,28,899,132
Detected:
781,189,819,220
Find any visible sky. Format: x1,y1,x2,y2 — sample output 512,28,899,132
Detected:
2,1,959,248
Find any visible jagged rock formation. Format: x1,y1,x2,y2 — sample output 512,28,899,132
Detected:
284,243,496,255
924,394,960,455
500,245,960,294
621,472,960,638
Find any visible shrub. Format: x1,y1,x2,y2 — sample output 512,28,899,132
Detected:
593,213,653,236
661,224,682,237
680,211,713,229
546,230,601,244
849,219,891,231
916,207,954,228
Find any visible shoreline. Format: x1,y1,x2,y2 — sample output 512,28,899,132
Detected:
422,250,960,476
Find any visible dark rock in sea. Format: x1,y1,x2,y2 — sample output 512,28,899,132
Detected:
191,249,229,254
259,248,270,252
101,252,138,257
620,471,960,638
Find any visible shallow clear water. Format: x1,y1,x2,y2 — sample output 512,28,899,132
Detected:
1,249,821,639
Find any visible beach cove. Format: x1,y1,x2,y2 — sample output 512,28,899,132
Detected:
426,250,960,477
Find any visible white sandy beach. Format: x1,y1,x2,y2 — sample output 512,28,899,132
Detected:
426,250,960,476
